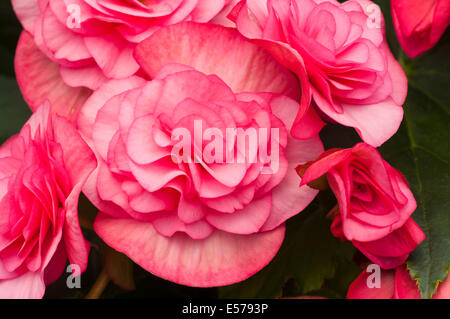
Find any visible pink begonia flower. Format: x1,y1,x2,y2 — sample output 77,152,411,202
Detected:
231,0,407,147
0,103,96,298
331,212,424,269
347,265,450,299
392,0,450,58
12,0,231,117
298,143,425,269
77,22,323,287
15,32,92,122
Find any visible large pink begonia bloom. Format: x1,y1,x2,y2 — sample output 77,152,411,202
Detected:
12,0,231,117
392,0,450,58
0,104,96,298
231,0,407,147
347,265,450,299
299,143,425,269
78,22,323,287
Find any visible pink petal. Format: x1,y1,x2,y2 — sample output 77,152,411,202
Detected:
381,41,408,106
77,76,145,138
129,157,187,193
353,219,425,269
43,241,67,285
60,65,108,90
347,268,395,299
94,213,285,287
126,115,170,165
152,215,214,240
393,265,421,299
134,22,300,99
319,94,404,147
433,273,450,299
206,195,272,234
15,32,92,121
40,7,92,62
190,0,228,22
301,149,352,185
63,184,91,273
82,165,131,219
392,0,449,58
84,33,140,79
0,271,45,299
53,115,97,186
261,136,323,231
11,0,40,33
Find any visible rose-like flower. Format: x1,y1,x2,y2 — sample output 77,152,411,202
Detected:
78,22,323,287
12,0,230,117
298,143,425,269
0,104,96,298
347,265,450,299
392,0,450,58
231,0,407,146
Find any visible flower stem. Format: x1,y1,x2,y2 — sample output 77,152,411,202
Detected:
85,268,110,299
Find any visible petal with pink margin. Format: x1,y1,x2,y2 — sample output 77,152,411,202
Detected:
190,0,228,22
60,65,108,91
11,0,40,33
15,32,92,121
317,92,404,147
352,219,424,269
206,195,272,235
77,76,146,138
231,3,322,139
0,271,45,299
84,33,140,79
261,95,323,231
134,22,300,100
94,213,285,287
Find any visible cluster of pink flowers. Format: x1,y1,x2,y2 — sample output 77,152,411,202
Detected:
1,0,448,298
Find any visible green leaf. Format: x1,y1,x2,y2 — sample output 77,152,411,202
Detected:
218,193,356,298
380,37,450,297
0,75,31,143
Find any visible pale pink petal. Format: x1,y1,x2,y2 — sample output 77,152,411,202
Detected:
77,76,145,138
15,32,92,121
82,166,131,219
60,65,108,90
190,0,228,22
152,215,214,240
11,0,40,33
319,94,404,147
134,22,300,99
94,213,285,287
206,195,272,234
211,0,241,27
126,115,170,165
53,115,97,187
0,271,45,299
40,7,92,62
84,33,140,79
261,136,323,231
